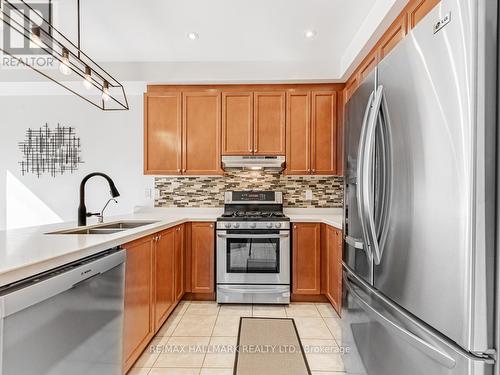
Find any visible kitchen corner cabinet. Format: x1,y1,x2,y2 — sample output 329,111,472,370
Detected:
123,236,155,372
183,92,222,175
292,223,321,294
323,225,343,315
286,90,338,175
191,222,215,294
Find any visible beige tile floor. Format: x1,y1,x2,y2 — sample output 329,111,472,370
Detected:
128,301,346,375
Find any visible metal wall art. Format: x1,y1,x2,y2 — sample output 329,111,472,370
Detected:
19,123,83,177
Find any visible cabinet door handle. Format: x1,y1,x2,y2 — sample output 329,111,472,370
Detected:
210,224,214,228
293,225,297,229
177,169,181,173
312,169,316,173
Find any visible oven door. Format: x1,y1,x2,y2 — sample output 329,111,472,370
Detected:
216,230,290,285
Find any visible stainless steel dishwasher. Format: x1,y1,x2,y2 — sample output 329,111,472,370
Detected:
0,248,126,375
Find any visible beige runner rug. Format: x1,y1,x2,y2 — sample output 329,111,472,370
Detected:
234,317,311,375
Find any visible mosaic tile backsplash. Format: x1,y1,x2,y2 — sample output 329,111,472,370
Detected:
155,171,343,208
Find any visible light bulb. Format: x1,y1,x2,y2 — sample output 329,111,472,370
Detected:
83,66,92,90
187,32,199,40
31,26,44,47
59,48,71,75
304,30,317,39
102,81,110,102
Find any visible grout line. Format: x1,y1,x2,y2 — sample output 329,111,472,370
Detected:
200,302,221,369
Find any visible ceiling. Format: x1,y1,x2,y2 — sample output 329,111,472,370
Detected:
49,0,374,79
0,0,408,85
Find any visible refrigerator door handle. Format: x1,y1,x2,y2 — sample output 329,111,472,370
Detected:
356,90,375,260
344,274,457,369
361,85,392,265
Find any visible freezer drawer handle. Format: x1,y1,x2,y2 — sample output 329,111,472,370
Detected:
345,236,364,250
344,275,456,369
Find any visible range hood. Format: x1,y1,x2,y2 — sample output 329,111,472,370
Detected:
221,156,286,172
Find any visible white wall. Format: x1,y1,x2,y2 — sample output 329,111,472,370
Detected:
0,92,154,230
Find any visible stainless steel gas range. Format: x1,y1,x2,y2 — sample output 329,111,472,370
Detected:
216,191,290,304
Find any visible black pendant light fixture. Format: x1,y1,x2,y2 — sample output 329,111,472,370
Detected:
0,0,129,111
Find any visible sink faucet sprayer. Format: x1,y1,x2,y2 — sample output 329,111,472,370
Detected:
78,172,120,226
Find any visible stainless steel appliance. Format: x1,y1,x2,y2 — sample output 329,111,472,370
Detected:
0,248,126,375
221,156,286,172
216,191,291,304
342,0,498,374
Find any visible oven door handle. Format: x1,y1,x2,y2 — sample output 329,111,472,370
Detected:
217,233,289,239
219,287,290,294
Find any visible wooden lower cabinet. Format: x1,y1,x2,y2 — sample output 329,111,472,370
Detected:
174,224,185,301
292,223,321,295
122,236,155,373
292,223,343,314
123,224,186,373
323,225,343,315
191,222,215,294
153,229,175,331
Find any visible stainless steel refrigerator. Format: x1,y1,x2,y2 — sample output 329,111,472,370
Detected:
342,0,498,374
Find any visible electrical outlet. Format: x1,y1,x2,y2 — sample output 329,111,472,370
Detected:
305,190,313,200
145,188,152,199
154,188,160,200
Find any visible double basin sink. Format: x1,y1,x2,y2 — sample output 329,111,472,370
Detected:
47,221,159,235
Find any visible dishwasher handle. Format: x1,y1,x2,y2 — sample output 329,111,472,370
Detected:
0,249,126,319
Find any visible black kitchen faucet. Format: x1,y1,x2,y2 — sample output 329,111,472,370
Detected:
78,172,120,226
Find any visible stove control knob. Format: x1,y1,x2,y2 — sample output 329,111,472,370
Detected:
266,223,273,229
224,223,231,229
233,223,240,229
275,222,282,229
250,223,257,229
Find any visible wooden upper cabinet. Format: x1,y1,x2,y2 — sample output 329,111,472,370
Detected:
123,236,154,371
344,75,359,103
191,222,215,294
253,92,286,155
292,223,321,295
144,93,182,175
154,229,175,331
358,52,377,83
311,91,337,175
286,91,311,175
183,91,222,175
379,14,407,61
406,0,440,29
222,92,253,155
174,224,185,302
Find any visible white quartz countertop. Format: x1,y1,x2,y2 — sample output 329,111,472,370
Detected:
0,207,342,287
